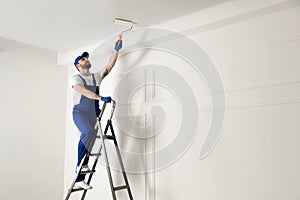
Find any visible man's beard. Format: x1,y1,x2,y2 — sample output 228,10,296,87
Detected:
81,63,91,69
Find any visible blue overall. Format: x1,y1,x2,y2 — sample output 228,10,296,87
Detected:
72,73,100,182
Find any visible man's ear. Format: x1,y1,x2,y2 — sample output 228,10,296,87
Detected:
76,63,80,70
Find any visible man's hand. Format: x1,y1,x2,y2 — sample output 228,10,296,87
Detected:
101,96,112,103
114,40,122,52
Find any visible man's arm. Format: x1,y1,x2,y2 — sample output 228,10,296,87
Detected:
73,84,101,100
102,50,118,80
102,40,122,80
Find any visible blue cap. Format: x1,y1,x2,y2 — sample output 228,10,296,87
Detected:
74,52,89,66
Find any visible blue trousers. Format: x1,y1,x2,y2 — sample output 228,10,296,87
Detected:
72,110,98,182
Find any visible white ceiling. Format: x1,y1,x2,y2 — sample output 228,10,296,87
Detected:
1,0,228,52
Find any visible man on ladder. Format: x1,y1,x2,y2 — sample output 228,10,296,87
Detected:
69,39,122,190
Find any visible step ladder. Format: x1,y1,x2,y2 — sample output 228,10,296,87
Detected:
65,100,134,200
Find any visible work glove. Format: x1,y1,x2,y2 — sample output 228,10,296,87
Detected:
114,40,122,52
101,96,112,103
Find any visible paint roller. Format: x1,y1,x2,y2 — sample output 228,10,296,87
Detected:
112,18,137,41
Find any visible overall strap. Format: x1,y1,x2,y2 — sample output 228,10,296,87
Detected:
91,73,97,86
77,74,87,86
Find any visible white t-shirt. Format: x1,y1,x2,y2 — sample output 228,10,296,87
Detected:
70,70,103,106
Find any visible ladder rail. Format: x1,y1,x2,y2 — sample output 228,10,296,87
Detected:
101,122,118,200
65,152,89,200
80,132,104,199
109,120,134,200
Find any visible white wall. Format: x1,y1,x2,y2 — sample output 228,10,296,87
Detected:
152,1,300,199
63,0,300,199
0,37,67,200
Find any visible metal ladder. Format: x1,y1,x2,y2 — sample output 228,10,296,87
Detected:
65,100,134,200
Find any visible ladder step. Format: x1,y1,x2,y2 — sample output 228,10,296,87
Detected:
80,170,96,174
104,135,115,140
89,153,101,157
71,187,93,193
96,135,115,140
114,185,128,191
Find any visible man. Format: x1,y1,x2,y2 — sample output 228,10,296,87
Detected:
70,40,122,189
